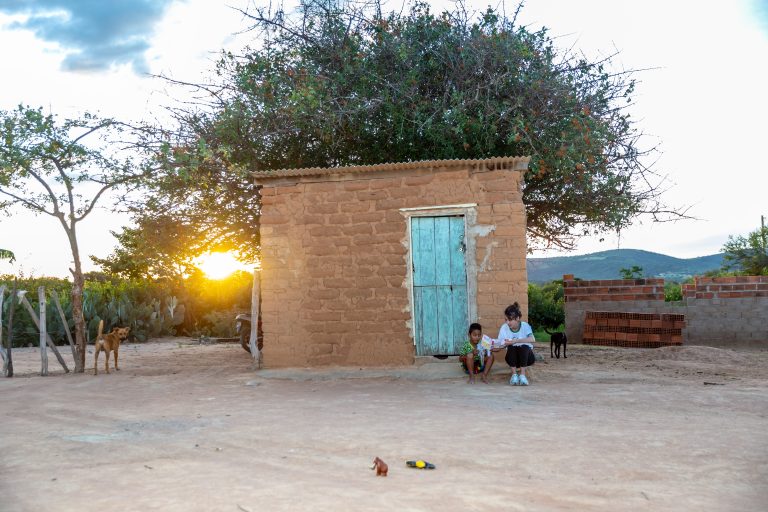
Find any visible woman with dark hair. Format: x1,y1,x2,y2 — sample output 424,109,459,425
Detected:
498,303,536,386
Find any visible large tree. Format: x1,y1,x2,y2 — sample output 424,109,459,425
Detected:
99,0,685,271
139,0,683,257
0,106,157,372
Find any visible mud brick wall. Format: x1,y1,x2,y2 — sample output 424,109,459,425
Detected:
256,158,530,367
681,276,768,347
564,274,768,347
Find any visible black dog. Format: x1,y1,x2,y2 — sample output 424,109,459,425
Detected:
545,329,567,359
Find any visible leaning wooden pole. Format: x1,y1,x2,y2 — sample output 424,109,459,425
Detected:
50,290,79,371
38,287,49,376
0,285,6,369
249,268,261,368
5,281,16,377
18,293,69,373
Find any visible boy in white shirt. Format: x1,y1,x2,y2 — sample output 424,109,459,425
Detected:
498,302,536,386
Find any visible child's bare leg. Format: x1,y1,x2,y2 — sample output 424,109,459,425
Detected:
481,353,494,383
462,356,475,383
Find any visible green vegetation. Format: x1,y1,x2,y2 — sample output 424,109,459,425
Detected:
0,273,252,348
664,281,684,302
527,280,564,332
619,265,644,279
721,217,768,275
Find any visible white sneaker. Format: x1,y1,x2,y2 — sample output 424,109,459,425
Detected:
519,375,529,386
510,374,519,385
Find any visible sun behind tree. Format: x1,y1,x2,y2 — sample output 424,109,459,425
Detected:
195,251,250,280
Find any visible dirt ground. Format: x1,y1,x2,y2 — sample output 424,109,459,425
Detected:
1,338,767,512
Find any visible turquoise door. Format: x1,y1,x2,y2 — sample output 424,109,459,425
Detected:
411,216,468,355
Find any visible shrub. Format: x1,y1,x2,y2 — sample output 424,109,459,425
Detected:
528,280,565,331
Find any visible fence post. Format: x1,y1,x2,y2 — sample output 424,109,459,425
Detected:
0,285,6,372
5,281,16,377
38,288,49,376
50,290,79,371
18,292,69,373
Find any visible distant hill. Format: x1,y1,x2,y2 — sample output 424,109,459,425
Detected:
527,249,724,283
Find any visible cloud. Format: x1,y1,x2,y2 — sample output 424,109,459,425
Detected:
754,0,768,33
0,0,176,73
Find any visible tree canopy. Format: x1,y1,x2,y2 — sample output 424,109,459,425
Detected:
721,217,768,275
141,0,682,253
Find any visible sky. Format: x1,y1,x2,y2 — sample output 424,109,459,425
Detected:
1,0,767,278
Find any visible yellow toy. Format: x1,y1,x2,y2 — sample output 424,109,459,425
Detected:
406,459,436,469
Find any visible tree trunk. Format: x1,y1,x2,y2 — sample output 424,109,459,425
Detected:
39,287,48,376
67,223,87,373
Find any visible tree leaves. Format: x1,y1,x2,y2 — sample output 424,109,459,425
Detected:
128,0,685,265
721,220,768,275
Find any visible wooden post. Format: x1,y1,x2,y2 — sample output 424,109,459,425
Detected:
5,281,16,377
50,290,79,369
249,268,261,368
38,287,49,376
0,285,6,368
18,293,69,373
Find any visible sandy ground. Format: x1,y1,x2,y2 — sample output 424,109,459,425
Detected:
1,338,767,512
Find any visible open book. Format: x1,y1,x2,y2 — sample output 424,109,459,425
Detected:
480,334,506,353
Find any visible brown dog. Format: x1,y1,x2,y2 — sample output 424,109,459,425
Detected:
371,457,388,476
94,320,130,375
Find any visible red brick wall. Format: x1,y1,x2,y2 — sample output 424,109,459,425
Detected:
682,276,768,299
564,274,768,347
563,274,665,302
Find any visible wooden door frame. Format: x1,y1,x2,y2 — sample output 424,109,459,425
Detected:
401,204,479,350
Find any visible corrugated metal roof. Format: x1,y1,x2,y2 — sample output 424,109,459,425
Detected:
251,156,530,179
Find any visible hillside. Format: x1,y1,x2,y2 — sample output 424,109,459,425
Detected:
527,249,724,283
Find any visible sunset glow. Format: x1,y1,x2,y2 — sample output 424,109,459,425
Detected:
195,252,249,280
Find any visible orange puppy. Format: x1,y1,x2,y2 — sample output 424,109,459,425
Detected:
94,320,130,375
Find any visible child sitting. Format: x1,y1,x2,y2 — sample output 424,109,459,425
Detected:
498,302,536,386
458,323,496,383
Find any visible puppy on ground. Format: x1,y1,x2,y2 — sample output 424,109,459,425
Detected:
545,328,567,359
94,320,130,375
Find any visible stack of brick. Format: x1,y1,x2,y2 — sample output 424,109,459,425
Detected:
583,311,685,348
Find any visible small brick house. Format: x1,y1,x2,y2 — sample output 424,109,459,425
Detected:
254,156,530,367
